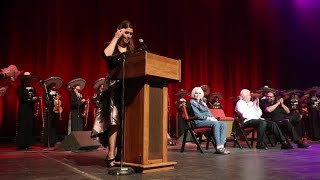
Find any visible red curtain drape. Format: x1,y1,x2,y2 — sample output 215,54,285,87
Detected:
1,0,281,137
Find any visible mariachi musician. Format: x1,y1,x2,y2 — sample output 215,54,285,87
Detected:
67,78,88,134
283,89,304,137
200,85,210,104
16,72,39,150
305,87,320,141
208,92,223,109
175,89,189,139
42,76,63,148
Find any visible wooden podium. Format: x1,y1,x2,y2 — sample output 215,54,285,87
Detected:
118,51,180,173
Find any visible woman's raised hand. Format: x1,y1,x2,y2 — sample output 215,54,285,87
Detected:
115,28,124,39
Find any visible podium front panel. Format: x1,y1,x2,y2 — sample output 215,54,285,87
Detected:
148,86,163,160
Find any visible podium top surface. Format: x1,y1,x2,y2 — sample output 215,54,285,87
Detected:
121,51,181,82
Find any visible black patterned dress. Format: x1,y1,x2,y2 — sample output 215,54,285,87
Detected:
91,89,107,137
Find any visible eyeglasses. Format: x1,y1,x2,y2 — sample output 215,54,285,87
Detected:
266,96,274,98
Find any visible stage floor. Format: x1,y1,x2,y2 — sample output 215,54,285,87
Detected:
0,140,320,180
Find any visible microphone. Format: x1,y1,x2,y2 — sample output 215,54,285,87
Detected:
139,39,150,52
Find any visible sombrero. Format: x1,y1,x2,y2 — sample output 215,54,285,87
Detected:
19,72,38,81
200,85,211,96
93,77,106,90
229,96,240,103
250,92,262,99
67,78,86,92
283,89,303,97
276,90,285,96
1,65,21,80
256,85,277,93
209,92,223,102
43,76,63,89
175,89,190,96
229,96,238,100
300,94,309,102
304,86,320,95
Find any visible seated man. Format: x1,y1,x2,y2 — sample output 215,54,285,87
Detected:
189,87,230,155
235,89,292,149
260,90,310,148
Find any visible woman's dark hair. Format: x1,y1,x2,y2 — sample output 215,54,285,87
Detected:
117,20,133,30
117,20,135,51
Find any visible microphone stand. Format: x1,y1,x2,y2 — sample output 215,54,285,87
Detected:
108,53,135,175
42,82,51,148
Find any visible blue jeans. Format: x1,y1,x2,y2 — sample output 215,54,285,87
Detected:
194,120,227,145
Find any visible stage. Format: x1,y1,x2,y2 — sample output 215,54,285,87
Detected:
0,140,320,180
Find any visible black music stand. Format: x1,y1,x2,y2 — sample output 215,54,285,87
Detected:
108,53,135,175
42,82,51,148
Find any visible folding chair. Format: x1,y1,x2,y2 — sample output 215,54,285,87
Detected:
180,103,216,153
210,108,242,148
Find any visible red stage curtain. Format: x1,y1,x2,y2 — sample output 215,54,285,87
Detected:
1,0,281,137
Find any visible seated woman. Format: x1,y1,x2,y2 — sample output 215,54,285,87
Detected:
189,87,230,155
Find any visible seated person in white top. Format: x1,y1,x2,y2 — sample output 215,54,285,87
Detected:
235,89,292,149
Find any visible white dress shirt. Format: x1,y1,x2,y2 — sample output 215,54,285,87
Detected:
235,99,264,122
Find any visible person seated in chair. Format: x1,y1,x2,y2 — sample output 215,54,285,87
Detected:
283,90,304,138
260,90,310,148
235,89,292,149
189,87,230,155
305,87,320,141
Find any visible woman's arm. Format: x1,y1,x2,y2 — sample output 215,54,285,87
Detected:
103,29,124,57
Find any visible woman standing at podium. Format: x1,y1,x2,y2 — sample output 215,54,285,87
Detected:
102,20,134,167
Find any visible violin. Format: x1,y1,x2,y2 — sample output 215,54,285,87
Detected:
53,95,63,113
53,94,63,120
